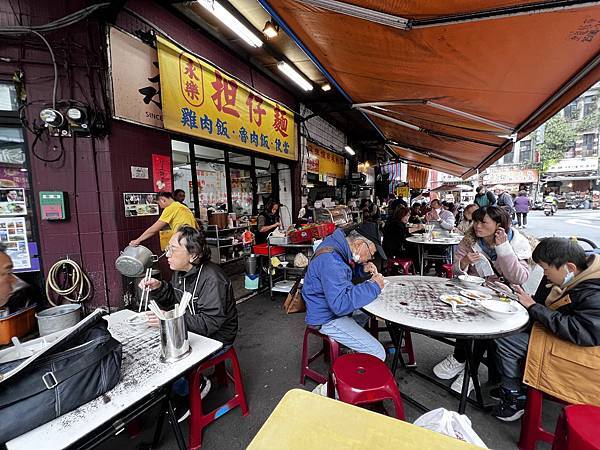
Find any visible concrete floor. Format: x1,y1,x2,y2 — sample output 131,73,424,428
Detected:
98,290,562,450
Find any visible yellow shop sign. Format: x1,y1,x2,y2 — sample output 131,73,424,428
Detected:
157,36,296,161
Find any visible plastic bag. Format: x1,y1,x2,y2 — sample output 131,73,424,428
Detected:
413,408,488,448
294,252,309,268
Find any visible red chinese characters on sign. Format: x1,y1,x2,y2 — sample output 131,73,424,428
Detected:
246,93,266,126
273,105,289,137
152,154,173,192
211,71,240,118
179,55,204,107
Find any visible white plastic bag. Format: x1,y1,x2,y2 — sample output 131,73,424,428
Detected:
294,252,309,268
413,408,488,448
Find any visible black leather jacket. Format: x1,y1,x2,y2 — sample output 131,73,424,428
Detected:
151,262,238,346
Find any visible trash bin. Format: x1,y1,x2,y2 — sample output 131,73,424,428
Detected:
245,254,258,275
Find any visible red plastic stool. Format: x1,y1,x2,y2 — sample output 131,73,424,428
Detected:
441,263,454,278
519,387,568,450
369,317,416,366
386,258,416,275
329,353,405,420
553,405,600,450
300,326,340,385
188,347,249,449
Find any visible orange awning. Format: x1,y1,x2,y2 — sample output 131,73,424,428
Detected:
261,1,600,177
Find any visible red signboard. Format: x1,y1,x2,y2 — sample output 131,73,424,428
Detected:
152,154,172,192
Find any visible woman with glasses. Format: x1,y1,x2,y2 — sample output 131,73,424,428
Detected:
140,226,238,415
140,226,238,347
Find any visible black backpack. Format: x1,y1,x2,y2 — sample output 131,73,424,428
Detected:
0,311,122,442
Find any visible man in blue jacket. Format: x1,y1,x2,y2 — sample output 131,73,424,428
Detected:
303,222,386,360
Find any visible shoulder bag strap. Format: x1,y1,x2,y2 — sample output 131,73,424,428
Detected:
0,336,120,408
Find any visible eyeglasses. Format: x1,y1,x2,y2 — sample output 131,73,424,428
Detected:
165,244,177,256
362,242,375,259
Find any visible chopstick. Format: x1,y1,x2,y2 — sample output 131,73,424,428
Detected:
484,281,519,301
149,300,166,320
138,268,152,312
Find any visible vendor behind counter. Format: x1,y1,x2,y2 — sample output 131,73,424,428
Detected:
256,200,282,244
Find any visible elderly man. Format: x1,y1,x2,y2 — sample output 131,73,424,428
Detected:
303,222,386,361
425,198,455,231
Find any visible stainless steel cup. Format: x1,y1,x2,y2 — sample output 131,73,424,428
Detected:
159,310,192,363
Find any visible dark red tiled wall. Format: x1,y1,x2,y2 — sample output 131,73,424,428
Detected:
0,0,297,310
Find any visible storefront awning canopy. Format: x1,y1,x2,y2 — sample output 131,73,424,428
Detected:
261,0,600,177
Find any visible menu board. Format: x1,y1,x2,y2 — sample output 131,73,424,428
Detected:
123,193,160,217
0,217,30,269
0,188,26,216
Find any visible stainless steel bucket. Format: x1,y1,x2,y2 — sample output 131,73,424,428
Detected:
36,304,82,336
245,254,258,275
159,310,191,363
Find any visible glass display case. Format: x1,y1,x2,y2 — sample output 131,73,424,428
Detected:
314,206,352,225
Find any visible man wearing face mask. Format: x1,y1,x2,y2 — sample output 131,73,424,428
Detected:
491,238,600,421
303,222,387,361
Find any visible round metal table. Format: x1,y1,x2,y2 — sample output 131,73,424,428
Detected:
363,275,530,413
406,235,462,275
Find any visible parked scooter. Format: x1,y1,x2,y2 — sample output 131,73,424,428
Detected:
544,201,557,216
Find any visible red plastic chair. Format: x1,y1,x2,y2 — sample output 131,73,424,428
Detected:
441,263,454,278
329,353,405,420
188,347,249,449
519,387,568,450
300,326,340,385
553,405,600,450
369,317,416,366
386,258,416,276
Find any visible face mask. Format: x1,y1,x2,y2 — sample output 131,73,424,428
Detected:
435,208,442,213
562,267,574,286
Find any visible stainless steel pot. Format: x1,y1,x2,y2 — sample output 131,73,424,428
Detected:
36,304,82,336
115,245,157,277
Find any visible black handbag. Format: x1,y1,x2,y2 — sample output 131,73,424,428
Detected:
0,311,122,443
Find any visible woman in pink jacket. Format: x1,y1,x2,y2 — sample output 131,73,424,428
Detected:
433,206,533,394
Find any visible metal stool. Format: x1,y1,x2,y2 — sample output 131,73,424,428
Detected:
300,326,340,385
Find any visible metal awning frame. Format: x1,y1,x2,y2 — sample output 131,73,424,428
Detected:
295,0,600,31
361,107,503,147
385,143,472,170
353,100,513,132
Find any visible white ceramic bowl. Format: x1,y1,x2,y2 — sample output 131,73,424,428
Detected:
480,299,520,320
458,274,485,288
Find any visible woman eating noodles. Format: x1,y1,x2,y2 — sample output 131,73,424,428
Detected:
432,206,533,394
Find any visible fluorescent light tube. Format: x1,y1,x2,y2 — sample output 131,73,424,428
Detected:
277,61,313,91
344,145,355,156
198,0,263,48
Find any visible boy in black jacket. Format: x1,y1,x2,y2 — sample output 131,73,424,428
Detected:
492,238,600,421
